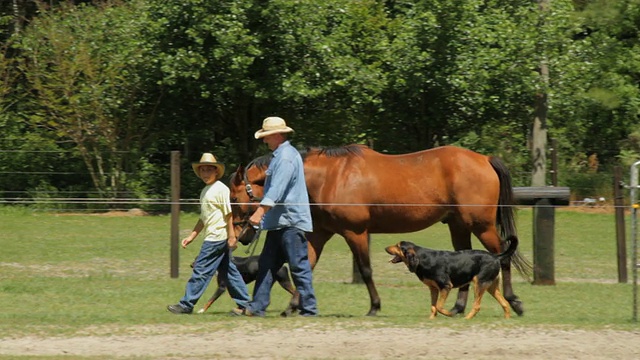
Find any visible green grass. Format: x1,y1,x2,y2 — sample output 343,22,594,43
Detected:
0,206,638,337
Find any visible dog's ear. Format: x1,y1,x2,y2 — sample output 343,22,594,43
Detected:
404,247,419,273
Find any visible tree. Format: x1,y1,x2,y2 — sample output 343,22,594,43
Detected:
379,0,542,156
16,1,159,198
145,0,390,165
247,0,389,148
4,0,640,201
550,0,640,170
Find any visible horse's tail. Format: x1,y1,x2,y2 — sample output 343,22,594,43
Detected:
489,156,517,238
497,235,518,261
489,157,532,279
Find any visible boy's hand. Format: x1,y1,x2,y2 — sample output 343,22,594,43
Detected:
228,237,238,250
181,237,194,249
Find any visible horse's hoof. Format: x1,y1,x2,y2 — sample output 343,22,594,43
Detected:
509,299,524,316
280,309,297,317
365,309,379,316
448,304,466,316
197,308,205,314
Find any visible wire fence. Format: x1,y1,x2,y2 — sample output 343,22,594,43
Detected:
0,147,629,212
0,197,627,213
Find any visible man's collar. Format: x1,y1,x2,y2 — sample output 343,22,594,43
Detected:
273,140,291,155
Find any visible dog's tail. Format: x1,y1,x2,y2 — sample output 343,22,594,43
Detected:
497,235,518,261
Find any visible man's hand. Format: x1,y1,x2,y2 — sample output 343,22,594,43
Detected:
249,206,266,227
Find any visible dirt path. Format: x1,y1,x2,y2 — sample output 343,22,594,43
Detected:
1,324,639,359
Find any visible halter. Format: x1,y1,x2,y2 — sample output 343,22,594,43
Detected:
243,161,262,202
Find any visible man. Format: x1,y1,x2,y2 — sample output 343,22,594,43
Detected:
167,153,250,314
232,116,318,317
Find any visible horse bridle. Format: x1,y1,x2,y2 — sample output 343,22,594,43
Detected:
232,160,263,252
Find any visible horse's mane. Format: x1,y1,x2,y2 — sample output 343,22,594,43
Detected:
301,144,366,159
248,153,273,169
227,153,273,184
229,145,366,183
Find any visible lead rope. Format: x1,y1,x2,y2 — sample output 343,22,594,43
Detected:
244,225,262,256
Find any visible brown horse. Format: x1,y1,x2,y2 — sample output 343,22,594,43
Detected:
229,144,530,317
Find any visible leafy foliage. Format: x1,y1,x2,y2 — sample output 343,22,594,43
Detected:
15,1,158,198
1,0,640,201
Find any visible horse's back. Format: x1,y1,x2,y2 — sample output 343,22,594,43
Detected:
304,145,501,233
360,145,499,201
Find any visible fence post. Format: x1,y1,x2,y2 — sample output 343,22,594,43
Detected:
513,187,570,285
532,198,555,285
170,151,181,278
614,166,628,283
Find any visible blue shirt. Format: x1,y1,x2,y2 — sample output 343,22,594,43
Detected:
260,141,313,232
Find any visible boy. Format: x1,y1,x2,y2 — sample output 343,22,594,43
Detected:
167,153,250,314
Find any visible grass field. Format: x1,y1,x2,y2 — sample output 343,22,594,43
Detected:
1,206,638,338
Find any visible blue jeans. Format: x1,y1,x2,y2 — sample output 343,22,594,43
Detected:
248,227,318,316
178,240,249,311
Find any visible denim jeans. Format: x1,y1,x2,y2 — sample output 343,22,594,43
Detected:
248,227,318,316
178,240,250,311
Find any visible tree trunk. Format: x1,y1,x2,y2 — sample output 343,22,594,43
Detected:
532,0,550,187
12,0,22,35
532,87,548,187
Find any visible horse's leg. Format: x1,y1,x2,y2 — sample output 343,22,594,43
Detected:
474,229,524,316
306,229,333,267
499,254,524,316
447,219,472,316
473,227,524,316
343,230,381,316
281,230,333,317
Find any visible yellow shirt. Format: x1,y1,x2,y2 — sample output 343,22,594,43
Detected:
199,181,231,242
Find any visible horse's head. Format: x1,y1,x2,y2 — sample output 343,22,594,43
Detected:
229,157,270,245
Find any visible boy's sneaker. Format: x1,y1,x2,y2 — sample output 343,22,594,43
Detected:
167,304,192,314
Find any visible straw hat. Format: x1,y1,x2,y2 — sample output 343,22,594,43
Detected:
191,153,225,180
254,116,294,139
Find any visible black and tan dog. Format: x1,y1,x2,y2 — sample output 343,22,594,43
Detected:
385,235,518,319
193,255,297,314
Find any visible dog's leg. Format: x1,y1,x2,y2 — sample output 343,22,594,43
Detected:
464,277,486,319
435,288,454,317
487,279,511,319
197,276,227,314
428,286,439,319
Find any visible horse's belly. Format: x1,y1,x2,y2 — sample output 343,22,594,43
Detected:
367,208,446,233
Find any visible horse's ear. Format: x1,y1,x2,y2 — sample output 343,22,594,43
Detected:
231,164,244,185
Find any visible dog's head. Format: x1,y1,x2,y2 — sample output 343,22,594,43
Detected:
385,241,419,273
